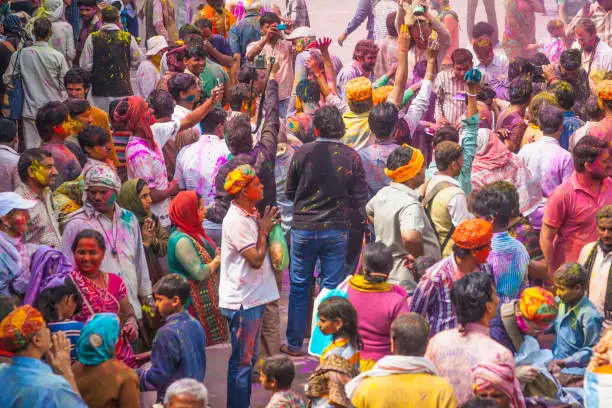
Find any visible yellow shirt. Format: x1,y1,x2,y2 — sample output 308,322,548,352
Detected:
351,372,458,408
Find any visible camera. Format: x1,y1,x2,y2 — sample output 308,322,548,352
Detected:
277,23,286,31
254,54,277,70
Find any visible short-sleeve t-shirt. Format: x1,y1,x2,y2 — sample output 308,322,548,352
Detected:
200,58,229,105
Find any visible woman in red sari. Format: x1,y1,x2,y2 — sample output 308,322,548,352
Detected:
70,229,138,368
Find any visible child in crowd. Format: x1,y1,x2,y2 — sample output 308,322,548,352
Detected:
261,355,305,408
78,125,117,175
33,277,83,362
306,297,361,407
540,19,565,65
551,262,603,387
138,274,207,403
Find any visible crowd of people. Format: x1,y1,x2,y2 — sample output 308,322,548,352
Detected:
0,0,611,407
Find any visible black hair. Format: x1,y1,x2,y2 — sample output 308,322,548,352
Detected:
362,242,393,284
259,11,280,27
33,278,83,323
66,98,90,117
508,76,532,105
193,18,213,31
0,295,17,321
313,106,345,140
551,81,576,110
147,89,176,117
477,86,496,103
17,148,53,183
168,73,198,102
390,313,430,356
413,256,438,283
226,113,253,155
78,125,110,151
200,106,226,134
461,398,502,408
71,229,106,253
33,16,52,40
318,296,363,350
368,102,398,138
153,274,190,305
553,262,587,289
64,67,91,89
386,12,398,37
36,101,69,141
101,5,119,23
229,83,252,111
573,136,607,173
451,272,495,327
585,95,605,121
184,46,207,61
136,178,147,194
179,24,201,39
435,141,463,171
471,182,513,229
109,99,121,119
538,105,564,135
576,18,596,35
433,126,459,147
472,21,495,39
560,49,581,71
238,65,256,84
386,145,413,171
451,48,473,66
261,355,295,390
531,52,550,67
348,99,373,114
295,79,321,104
508,58,534,82
0,118,17,143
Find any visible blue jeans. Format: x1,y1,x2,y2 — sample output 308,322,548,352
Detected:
286,229,349,351
220,305,265,408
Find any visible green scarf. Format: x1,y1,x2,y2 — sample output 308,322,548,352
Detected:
117,179,149,225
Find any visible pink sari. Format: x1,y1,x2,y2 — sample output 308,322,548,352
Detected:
71,270,136,368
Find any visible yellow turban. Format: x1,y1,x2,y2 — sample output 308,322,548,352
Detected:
384,145,424,183
518,287,557,323
346,77,373,102
0,305,45,353
224,164,256,195
597,80,612,101
372,85,393,105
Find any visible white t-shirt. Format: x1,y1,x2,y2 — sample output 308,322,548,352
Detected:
219,203,280,310
151,119,181,149
172,104,200,134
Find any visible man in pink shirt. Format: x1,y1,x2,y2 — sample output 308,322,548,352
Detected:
540,136,612,277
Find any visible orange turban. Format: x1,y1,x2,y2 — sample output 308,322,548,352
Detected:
452,219,494,249
384,145,424,183
518,287,557,323
224,164,256,195
372,85,393,105
597,80,612,101
0,305,45,352
346,77,373,102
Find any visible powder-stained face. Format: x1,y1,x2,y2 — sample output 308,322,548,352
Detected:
87,186,117,213
242,176,264,202
73,237,105,275
29,157,58,186
139,185,153,214
471,243,492,264
588,149,611,180
473,36,494,65
555,282,583,306
597,217,612,251
575,27,597,52
86,141,113,161
1,209,30,236
79,5,97,20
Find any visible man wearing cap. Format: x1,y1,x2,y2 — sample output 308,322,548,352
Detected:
336,40,379,103
410,218,494,336
0,305,87,407
15,148,62,249
61,163,152,323
136,35,169,100
367,145,442,294
587,79,612,144
219,164,280,408
0,192,37,297
228,0,262,73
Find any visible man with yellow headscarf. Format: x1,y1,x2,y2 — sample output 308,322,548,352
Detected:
366,144,442,293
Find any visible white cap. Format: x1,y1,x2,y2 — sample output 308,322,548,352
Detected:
146,36,169,56
0,192,37,217
285,26,316,40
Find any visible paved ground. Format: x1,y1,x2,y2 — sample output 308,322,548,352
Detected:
194,2,564,407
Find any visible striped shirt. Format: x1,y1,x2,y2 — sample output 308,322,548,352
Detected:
111,130,131,171
433,69,468,126
568,3,612,49
373,0,397,40
48,320,84,362
488,232,530,302
410,255,489,336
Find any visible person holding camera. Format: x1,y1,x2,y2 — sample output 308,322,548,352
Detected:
246,12,294,118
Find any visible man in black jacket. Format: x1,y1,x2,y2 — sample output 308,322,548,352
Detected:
281,105,369,356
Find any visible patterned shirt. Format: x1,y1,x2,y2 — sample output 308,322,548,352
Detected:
40,142,83,189
568,2,612,49
411,255,489,336
266,390,306,408
488,232,530,302
373,0,397,40
15,184,62,248
560,111,584,150
434,69,468,126
358,140,398,197
228,11,261,66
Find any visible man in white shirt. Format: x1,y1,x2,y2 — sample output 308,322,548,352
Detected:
569,95,606,150
471,22,509,100
219,164,279,408
578,204,612,328
573,18,612,88
175,107,230,245
3,17,68,149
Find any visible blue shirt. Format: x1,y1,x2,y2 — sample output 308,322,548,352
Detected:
487,232,530,302
48,320,84,362
137,311,207,402
209,34,233,64
228,12,261,66
358,140,399,198
560,111,584,150
552,295,603,376
0,356,87,408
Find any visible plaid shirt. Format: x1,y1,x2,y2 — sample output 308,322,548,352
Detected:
15,184,61,248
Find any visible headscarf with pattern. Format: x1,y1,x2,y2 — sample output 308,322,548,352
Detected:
518,287,557,324
113,96,156,146
473,362,526,408
224,164,257,195
84,163,122,192
0,305,45,352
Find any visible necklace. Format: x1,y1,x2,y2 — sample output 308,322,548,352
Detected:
94,211,119,258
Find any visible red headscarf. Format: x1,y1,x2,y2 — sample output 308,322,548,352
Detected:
169,191,216,249
113,96,156,146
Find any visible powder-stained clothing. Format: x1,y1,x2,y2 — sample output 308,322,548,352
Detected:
579,241,612,323
434,70,468,127
477,53,510,100
138,311,206,402
267,390,306,408
426,323,516,405
61,203,151,319
40,142,83,189
543,172,612,272
0,144,21,193
358,140,399,197
287,139,369,231
246,39,294,100
487,231,530,302
560,111,584,151
135,59,161,100
337,61,369,102
0,356,88,407
228,11,261,66
552,296,602,376
15,184,62,248
74,358,140,408
0,231,37,296
568,2,612,56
